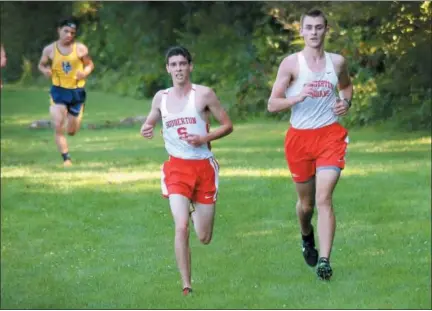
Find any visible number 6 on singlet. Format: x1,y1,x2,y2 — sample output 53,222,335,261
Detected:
177,127,188,140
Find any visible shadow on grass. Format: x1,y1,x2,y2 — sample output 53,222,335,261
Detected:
1,144,429,175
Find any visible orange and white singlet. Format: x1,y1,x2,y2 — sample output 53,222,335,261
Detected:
285,52,339,129
160,85,213,160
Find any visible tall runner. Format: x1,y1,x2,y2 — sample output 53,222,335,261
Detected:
268,9,353,280
140,46,233,294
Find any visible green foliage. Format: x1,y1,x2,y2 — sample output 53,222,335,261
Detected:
1,1,73,81
1,1,430,129
176,2,269,118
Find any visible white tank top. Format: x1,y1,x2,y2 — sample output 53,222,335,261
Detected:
160,85,213,160
285,52,339,129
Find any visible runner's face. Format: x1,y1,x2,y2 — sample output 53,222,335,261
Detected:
58,26,76,45
300,16,327,48
166,55,193,85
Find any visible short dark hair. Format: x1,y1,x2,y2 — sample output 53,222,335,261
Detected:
165,46,192,64
57,16,80,31
300,9,328,27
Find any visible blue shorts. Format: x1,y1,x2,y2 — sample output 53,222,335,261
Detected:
50,85,86,117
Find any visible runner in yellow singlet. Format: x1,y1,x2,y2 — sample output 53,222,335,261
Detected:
38,17,95,166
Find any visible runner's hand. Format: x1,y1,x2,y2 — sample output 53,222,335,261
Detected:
43,68,52,78
185,134,206,147
75,71,87,80
333,98,349,116
298,83,315,101
141,123,154,139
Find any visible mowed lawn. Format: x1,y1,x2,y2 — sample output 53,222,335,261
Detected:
1,87,431,309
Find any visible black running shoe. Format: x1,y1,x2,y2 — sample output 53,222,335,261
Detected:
302,228,319,267
316,257,333,280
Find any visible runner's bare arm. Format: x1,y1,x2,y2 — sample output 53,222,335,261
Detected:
1,45,6,68
141,91,163,139
204,88,233,142
337,56,353,105
77,43,94,79
186,88,233,147
268,56,312,113
38,45,52,78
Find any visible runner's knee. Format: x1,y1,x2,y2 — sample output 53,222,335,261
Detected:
54,124,64,134
297,197,315,212
175,223,189,237
316,193,333,209
198,232,212,245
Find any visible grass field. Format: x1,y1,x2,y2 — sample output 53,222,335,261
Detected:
1,86,431,309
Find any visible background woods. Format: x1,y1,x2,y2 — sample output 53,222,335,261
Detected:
1,1,431,130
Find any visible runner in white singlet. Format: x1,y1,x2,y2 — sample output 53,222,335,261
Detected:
268,9,354,281
140,46,233,295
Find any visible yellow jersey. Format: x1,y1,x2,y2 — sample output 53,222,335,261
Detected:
51,42,86,89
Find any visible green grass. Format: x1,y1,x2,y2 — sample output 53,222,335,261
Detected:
1,86,431,309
